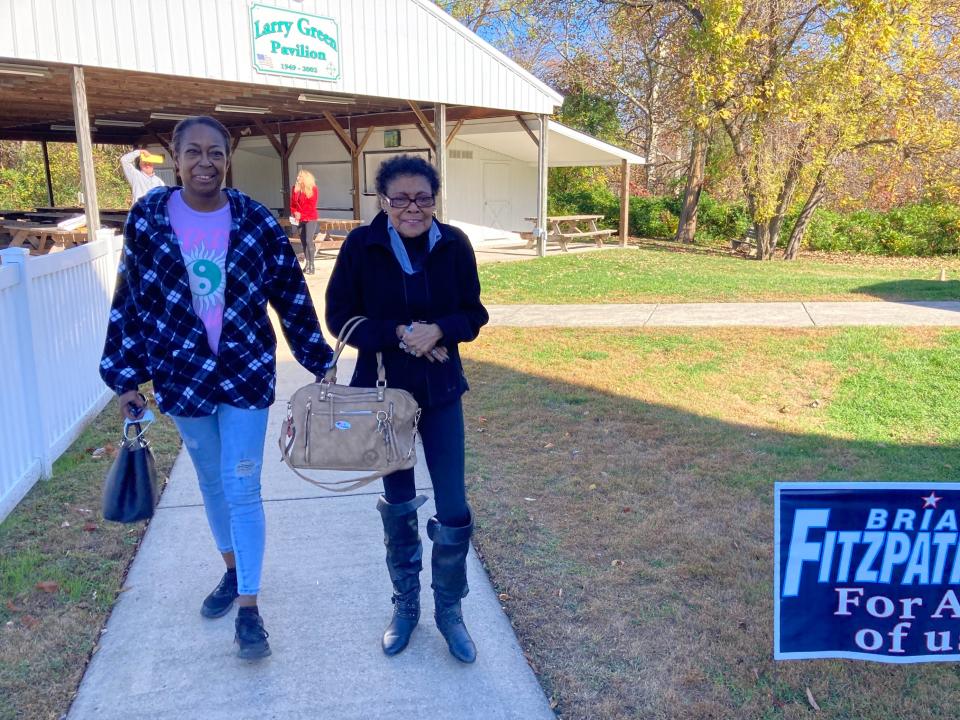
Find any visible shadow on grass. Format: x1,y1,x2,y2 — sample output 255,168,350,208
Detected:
853,279,960,302
635,238,739,259
462,358,960,720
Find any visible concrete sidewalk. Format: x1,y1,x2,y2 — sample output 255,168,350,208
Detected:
68,354,554,720
308,250,960,328
486,300,960,327
68,256,960,719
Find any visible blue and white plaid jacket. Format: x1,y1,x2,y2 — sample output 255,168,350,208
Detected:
100,187,333,417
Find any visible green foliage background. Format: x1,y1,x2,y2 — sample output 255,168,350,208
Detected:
0,141,132,210
548,180,960,256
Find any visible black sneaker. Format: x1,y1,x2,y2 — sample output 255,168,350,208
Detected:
235,609,271,660
201,569,238,619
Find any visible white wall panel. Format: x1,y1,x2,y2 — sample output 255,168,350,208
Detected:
221,0,243,82
51,0,79,62
72,0,98,65
231,144,283,210
0,0,561,114
146,0,171,75
199,0,222,80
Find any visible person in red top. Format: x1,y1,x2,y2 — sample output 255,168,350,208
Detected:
290,170,319,274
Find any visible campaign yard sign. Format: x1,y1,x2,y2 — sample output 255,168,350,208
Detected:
775,482,960,663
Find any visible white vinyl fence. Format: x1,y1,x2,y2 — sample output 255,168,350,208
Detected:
0,230,122,522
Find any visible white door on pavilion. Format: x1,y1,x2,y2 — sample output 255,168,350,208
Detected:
482,162,511,229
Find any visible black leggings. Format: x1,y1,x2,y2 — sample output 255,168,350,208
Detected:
299,220,318,264
383,398,470,527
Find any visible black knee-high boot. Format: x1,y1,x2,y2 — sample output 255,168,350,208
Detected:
377,494,427,656
428,512,477,663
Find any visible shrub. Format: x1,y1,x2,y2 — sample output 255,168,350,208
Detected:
629,195,679,238
549,185,619,227
547,184,960,257
804,203,960,256
696,193,750,243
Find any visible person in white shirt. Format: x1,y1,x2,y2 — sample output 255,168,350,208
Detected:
120,148,166,205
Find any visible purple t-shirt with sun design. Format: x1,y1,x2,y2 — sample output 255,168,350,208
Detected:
168,190,231,355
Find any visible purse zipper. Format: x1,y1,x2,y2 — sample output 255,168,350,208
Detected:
304,399,312,464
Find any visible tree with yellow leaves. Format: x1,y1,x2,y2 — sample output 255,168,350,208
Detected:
668,0,959,258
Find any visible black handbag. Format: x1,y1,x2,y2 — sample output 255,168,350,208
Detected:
102,422,158,523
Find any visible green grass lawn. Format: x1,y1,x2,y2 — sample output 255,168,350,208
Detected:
478,246,960,303
462,326,960,720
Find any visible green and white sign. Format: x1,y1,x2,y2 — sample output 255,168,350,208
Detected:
249,3,340,81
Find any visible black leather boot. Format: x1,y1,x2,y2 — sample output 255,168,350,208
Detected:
377,494,428,656
428,512,477,663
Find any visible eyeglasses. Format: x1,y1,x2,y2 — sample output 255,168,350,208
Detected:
383,194,436,209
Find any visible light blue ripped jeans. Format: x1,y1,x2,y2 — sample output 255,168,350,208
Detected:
171,404,270,596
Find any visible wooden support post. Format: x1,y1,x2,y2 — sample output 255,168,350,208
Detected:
70,66,100,240
446,119,464,145
536,114,549,257
620,160,630,247
225,134,241,186
252,118,283,155
280,132,291,213
356,126,375,156
515,114,539,147
322,111,357,155
412,123,436,151
252,120,294,212
152,133,173,158
287,132,302,156
407,101,437,147
434,103,447,223
350,125,361,221
40,141,54,206
348,126,374,221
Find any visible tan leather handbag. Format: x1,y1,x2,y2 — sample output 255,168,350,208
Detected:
280,316,421,492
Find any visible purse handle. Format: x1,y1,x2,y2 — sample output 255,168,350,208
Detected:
281,315,408,491
280,462,400,493
322,315,387,388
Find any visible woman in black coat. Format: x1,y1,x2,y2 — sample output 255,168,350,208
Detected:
325,155,488,663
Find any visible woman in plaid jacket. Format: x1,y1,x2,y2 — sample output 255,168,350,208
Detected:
100,116,333,660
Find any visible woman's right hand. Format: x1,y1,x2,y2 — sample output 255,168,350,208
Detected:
118,390,147,421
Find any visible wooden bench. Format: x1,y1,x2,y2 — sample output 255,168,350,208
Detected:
731,226,758,253
315,218,362,255
525,215,616,252
278,217,362,259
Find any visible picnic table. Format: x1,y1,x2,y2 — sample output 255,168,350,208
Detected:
32,205,84,213
524,214,616,252
18,211,79,223
1,222,88,254
279,217,362,257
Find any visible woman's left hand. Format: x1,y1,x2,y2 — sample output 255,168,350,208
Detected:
402,322,443,357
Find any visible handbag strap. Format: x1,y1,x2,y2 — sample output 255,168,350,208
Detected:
323,315,386,387
280,455,390,493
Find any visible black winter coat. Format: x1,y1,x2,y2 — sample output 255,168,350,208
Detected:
324,212,488,408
